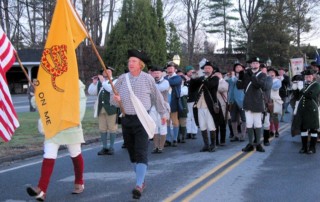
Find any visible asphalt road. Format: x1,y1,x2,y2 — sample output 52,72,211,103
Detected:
1,111,320,202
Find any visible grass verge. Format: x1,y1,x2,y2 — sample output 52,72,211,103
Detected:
0,108,100,159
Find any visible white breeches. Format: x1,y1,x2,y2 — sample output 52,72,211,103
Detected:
198,108,216,131
187,102,198,134
150,106,167,135
245,111,262,128
43,142,82,159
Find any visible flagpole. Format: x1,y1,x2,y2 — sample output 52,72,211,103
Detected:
70,2,125,116
14,52,34,87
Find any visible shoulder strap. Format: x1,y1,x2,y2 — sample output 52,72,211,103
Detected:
125,73,133,94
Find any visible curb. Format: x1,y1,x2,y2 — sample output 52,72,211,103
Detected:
0,137,102,165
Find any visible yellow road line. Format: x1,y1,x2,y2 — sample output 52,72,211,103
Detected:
183,152,254,201
164,123,290,202
163,151,243,202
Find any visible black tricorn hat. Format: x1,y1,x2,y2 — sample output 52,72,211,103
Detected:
260,63,266,68
310,61,317,66
128,49,150,64
292,74,304,81
100,67,115,74
201,60,214,69
247,57,261,63
302,69,316,75
150,65,164,72
267,68,279,76
233,63,245,71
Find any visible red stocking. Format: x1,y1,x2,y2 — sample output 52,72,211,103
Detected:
269,121,274,133
38,158,55,193
71,154,84,185
274,122,279,132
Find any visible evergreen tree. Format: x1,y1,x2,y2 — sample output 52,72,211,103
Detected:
152,0,167,65
166,22,181,61
251,2,292,66
205,0,238,65
105,0,167,74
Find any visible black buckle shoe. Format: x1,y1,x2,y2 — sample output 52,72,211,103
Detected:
200,145,209,152
299,147,308,154
209,144,216,152
256,144,265,152
97,148,109,155
230,137,239,142
151,148,158,154
164,141,171,147
308,147,316,154
242,144,254,152
107,148,114,155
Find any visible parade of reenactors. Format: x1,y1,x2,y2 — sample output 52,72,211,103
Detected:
1,0,320,201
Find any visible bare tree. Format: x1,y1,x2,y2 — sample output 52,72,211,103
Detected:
238,0,264,58
181,0,206,64
104,0,117,46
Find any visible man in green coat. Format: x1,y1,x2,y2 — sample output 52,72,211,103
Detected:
292,69,320,154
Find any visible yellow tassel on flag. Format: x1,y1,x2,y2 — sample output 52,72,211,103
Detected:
36,0,87,139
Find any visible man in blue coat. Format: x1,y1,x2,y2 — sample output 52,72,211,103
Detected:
165,61,182,147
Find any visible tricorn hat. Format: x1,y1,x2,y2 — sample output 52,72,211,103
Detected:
292,74,304,82
233,63,245,71
302,69,316,75
310,61,317,66
247,57,261,63
150,65,164,72
267,68,279,76
201,60,214,70
128,49,150,64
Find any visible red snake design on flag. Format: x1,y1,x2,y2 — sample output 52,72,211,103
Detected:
40,45,68,92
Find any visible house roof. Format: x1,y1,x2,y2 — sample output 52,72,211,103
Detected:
12,49,43,67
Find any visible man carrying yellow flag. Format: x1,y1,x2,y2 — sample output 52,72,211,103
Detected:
36,0,87,139
26,0,88,201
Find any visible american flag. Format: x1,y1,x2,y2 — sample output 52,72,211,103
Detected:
0,27,19,142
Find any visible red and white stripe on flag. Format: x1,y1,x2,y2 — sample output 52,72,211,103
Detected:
0,27,19,142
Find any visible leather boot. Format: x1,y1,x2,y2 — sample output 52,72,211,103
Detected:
220,125,226,146
255,128,265,152
107,133,116,155
228,119,234,138
215,127,220,146
299,135,308,153
231,122,239,139
97,133,109,155
254,128,262,145
200,130,209,152
180,127,186,143
209,131,216,152
240,122,246,141
308,136,317,154
263,130,270,146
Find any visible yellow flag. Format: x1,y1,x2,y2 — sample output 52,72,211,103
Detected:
36,0,87,139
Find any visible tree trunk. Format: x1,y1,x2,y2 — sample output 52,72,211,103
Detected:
104,0,115,46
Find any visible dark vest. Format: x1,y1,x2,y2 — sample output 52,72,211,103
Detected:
97,81,117,115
